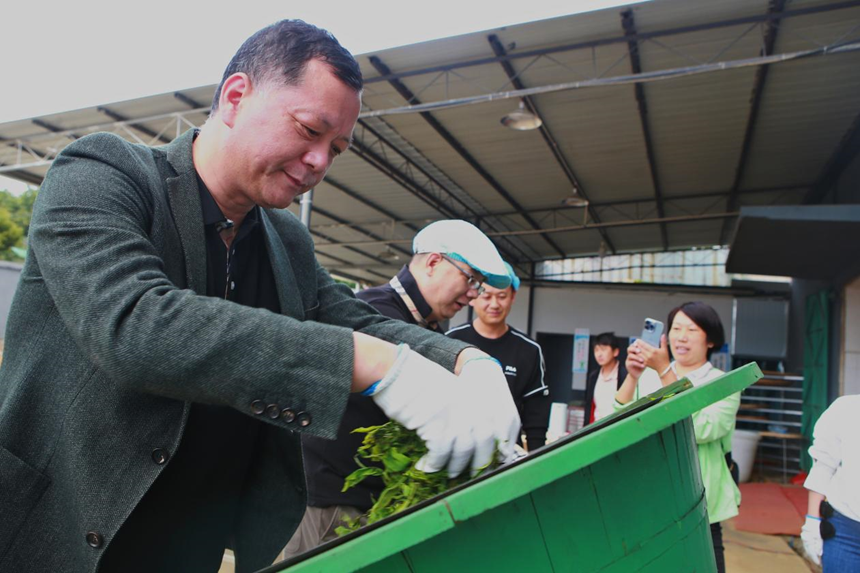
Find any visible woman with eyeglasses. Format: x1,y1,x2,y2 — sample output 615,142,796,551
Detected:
802,394,860,571
615,301,740,573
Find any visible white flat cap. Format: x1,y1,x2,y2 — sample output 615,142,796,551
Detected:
412,220,511,289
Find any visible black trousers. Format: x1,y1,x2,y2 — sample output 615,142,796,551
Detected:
711,522,726,573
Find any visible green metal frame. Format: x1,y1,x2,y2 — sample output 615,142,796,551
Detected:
270,363,762,573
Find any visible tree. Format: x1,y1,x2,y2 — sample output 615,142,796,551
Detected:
0,188,37,261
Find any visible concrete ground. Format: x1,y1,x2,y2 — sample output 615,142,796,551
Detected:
724,518,816,573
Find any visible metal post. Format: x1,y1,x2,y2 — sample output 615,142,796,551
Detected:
527,262,537,337
300,188,314,227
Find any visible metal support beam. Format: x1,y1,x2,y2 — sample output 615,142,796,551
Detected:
364,1,860,85
720,0,787,245
354,119,535,264
97,107,172,144
0,163,42,186
309,200,413,260
527,262,536,337
622,9,669,251
803,109,860,204
487,34,618,255
368,55,567,258
308,224,394,280
317,212,739,249
174,92,205,109
32,118,78,140
349,140,459,219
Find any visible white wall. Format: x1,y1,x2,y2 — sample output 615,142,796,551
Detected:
450,284,735,342
0,262,23,339
841,276,860,396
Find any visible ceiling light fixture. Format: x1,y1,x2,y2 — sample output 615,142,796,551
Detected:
377,246,401,262
500,100,542,131
561,187,589,208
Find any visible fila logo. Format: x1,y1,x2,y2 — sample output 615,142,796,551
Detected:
504,365,517,376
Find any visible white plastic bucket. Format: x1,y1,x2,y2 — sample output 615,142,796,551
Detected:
546,402,570,444
731,429,762,483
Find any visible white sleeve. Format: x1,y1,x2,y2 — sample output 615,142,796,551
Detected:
804,398,846,495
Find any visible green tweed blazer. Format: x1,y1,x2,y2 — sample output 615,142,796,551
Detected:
0,129,468,573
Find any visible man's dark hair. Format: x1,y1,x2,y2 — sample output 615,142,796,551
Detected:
666,301,725,359
211,19,363,113
594,332,619,350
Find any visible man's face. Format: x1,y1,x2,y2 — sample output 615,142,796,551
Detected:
221,58,361,209
423,255,485,321
593,344,619,367
470,284,516,327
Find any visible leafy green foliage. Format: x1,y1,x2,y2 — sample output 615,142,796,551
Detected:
0,188,37,261
336,421,497,536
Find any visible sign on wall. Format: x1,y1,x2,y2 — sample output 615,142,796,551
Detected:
573,328,590,374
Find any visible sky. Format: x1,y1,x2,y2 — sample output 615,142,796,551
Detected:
0,0,639,194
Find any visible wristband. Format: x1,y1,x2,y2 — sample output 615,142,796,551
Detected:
364,343,408,396
805,514,821,521
360,380,382,396
463,356,502,368
659,365,673,377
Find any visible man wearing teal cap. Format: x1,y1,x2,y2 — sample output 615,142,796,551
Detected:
288,220,516,556
447,262,551,451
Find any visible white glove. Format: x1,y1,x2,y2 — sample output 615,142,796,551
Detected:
801,516,823,566
458,355,522,475
370,345,475,478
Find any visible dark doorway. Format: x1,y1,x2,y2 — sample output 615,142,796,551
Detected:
536,333,574,404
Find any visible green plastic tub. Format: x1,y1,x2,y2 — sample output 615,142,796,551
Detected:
268,363,762,573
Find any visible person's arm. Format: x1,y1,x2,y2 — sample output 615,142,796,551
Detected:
31,135,363,438
804,398,844,505
807,490,825,519
800,399,844,567
520,347,551,450
690,391,740,444
616,340,648,405
310,261,472,374
351,332,398,392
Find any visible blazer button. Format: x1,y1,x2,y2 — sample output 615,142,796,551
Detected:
151,448,169,465
251,400,265,415
86,531,103,548
265,404,281,420
296,411,312,427
281,408,296,423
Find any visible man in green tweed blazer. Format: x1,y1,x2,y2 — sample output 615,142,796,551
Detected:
0,20,520,573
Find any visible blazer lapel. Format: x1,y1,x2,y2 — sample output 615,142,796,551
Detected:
164,129,206,294
260,210,304,319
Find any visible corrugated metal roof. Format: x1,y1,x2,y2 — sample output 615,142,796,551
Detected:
2,0,860,284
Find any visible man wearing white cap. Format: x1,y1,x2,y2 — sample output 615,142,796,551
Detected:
287,220,516,556
447,262,551,451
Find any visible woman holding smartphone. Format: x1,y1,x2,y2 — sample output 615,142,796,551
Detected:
615,301,740,573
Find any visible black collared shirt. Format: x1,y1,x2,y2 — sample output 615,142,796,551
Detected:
100,175,281,572
303,266,440,509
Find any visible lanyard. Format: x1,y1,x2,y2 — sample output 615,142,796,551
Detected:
389,276,435,330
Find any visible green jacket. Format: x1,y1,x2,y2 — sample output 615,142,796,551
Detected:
0,129,469,573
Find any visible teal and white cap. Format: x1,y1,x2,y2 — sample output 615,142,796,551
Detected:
413,220,511,289
504,261,521,291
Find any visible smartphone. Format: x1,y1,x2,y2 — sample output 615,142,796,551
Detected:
639,318,664,348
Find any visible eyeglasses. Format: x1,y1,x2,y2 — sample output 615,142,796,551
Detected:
441,255,485,295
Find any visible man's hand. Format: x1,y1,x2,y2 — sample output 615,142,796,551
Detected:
457,355,522,474
369,345,476,478
801,515,823,565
